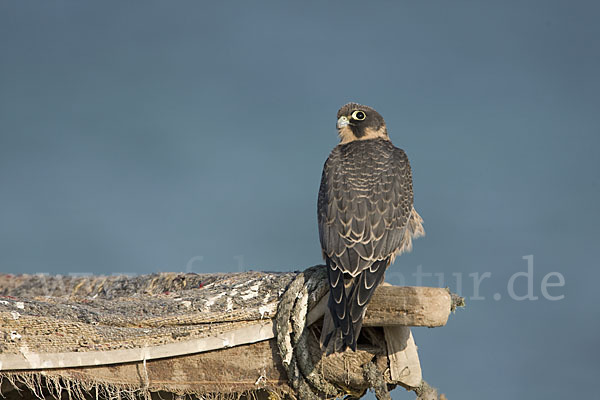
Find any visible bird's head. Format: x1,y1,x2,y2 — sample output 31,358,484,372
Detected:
336,102,388,144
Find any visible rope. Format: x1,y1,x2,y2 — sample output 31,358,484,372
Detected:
275,265,392,400
363,361,391,400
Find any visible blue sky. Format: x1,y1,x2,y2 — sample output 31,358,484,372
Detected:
1,1,599,398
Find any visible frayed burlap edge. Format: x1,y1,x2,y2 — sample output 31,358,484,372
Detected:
0,372,289,400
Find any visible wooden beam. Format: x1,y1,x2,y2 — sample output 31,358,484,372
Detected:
365,286,452,327
307,286,452,328
0,321,276,371
1,286,455,372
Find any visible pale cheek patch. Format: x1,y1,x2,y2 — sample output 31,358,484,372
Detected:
338,126,355,144
338,126,389,144
363,127,389,140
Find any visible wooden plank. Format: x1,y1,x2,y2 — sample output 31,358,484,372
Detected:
0,320,275,371
366,286,452,327
0,339,293,400
384,326,422,388
1,286,452,371
307,286,452,328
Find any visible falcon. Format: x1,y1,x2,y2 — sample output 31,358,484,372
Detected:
318,102,425,352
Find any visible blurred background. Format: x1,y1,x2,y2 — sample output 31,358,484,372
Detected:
1,1,599,398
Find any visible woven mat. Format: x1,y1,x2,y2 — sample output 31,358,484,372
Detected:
0,271,296,355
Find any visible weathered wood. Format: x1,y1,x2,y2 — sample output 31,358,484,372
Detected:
0,271,460,399
2,285,454,372
366,286,452,327
307,286,452,328
384,326,422,388
0,280,458,400
0,339,294,400
0,320,276,371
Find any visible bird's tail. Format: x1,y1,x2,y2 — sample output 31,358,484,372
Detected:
347,259,388,344
320,258,354,352
320,258,388,353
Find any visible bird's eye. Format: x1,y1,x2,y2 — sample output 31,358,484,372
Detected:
351,110,366,121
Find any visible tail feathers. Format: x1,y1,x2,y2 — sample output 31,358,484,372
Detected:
320,258,388,353
320,259,356,352
347,259,388,341
320,308,352,354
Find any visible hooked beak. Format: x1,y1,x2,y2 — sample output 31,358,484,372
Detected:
337,116,350,129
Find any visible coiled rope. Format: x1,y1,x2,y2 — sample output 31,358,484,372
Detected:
275,266,393,399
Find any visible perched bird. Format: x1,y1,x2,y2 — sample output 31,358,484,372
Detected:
317,102,425,352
